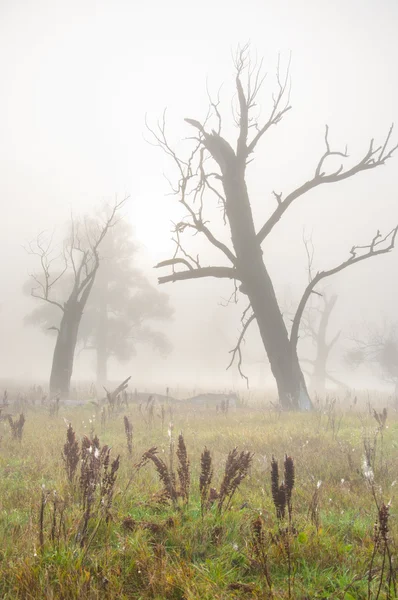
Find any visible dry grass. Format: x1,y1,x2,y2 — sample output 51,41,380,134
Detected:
0,390,397,598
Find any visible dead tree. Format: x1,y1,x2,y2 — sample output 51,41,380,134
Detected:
296,237,346,394
27,199,127,397
299,293,346,394
150,46,397,410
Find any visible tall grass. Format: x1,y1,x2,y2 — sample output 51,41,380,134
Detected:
0,390,397,598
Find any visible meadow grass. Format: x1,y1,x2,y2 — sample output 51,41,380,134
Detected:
0,394,397,599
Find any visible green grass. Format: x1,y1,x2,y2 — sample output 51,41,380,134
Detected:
0,397,397,599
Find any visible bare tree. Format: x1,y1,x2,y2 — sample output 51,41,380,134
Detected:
300,293,347,394
150,45,397,410
27,199,127,397
296,236,346,394
25,219,173,386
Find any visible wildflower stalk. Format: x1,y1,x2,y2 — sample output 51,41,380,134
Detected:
199,447,213,518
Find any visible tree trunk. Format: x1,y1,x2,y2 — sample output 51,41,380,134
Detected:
96,296,108,385
221,157,311,410
309,295,338,396
245,259,311,409
49,305,81,398
310,355,327,396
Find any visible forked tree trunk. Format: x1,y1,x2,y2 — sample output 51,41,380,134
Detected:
49,304,82,398
221,157,311,410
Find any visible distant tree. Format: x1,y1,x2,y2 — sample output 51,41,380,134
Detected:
296,237,346,394
25,200,126,397
25,218,173,386
149,45,398,410
346,321,398,394
299,294,347,394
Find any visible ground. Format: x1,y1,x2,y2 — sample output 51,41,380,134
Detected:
0,390,397,599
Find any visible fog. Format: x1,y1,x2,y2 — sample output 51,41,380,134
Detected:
1,0,398,394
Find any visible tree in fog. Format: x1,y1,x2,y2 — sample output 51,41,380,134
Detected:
346,321,398,394
26,200,126,397
25,219,173,386
300,293,346,394
149,45,398,410
296,237,346,395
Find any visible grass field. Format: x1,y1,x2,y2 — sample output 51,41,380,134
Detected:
0,390,397,599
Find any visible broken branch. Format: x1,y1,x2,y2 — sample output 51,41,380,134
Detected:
154,265,240,285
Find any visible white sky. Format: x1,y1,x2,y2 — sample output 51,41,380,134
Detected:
1,0,398,390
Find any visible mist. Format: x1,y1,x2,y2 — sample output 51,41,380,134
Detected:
1,0,398,396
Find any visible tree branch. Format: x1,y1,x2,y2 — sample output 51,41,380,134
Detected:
226,308,256,387
154,263,239,285
246,53,292,156
74,197,129,299
257,124,398,243
327,329,341,351
232,46,291,160
175,216,236,265
30,289,64,312
147,113,236,266
26,198,128,317
290,226,398,351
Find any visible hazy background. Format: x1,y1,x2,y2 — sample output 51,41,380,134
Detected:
1,0,397,392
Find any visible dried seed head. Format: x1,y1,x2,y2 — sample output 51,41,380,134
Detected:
218,448,253,513
252,516,265,547
271,456,279,508
284,455,295,500
277,483,287,519
62,423,80,482
378,503,389,542
176,433,190,502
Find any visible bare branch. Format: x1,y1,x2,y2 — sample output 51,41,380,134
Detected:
257,125,398,243
147,111,237,268
236,75,249,158
155,265,239,285
290,226,398,351
227,308,256,387
206,81,223,136
219,280,240,307
231,47,291,160
155,257,194,271
25,232,67,312
246,53,292,155
174,209,236,265
272,191,282,205
26,197,128,316
30,289,64,312
74,196,129,299
303,230,315,284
